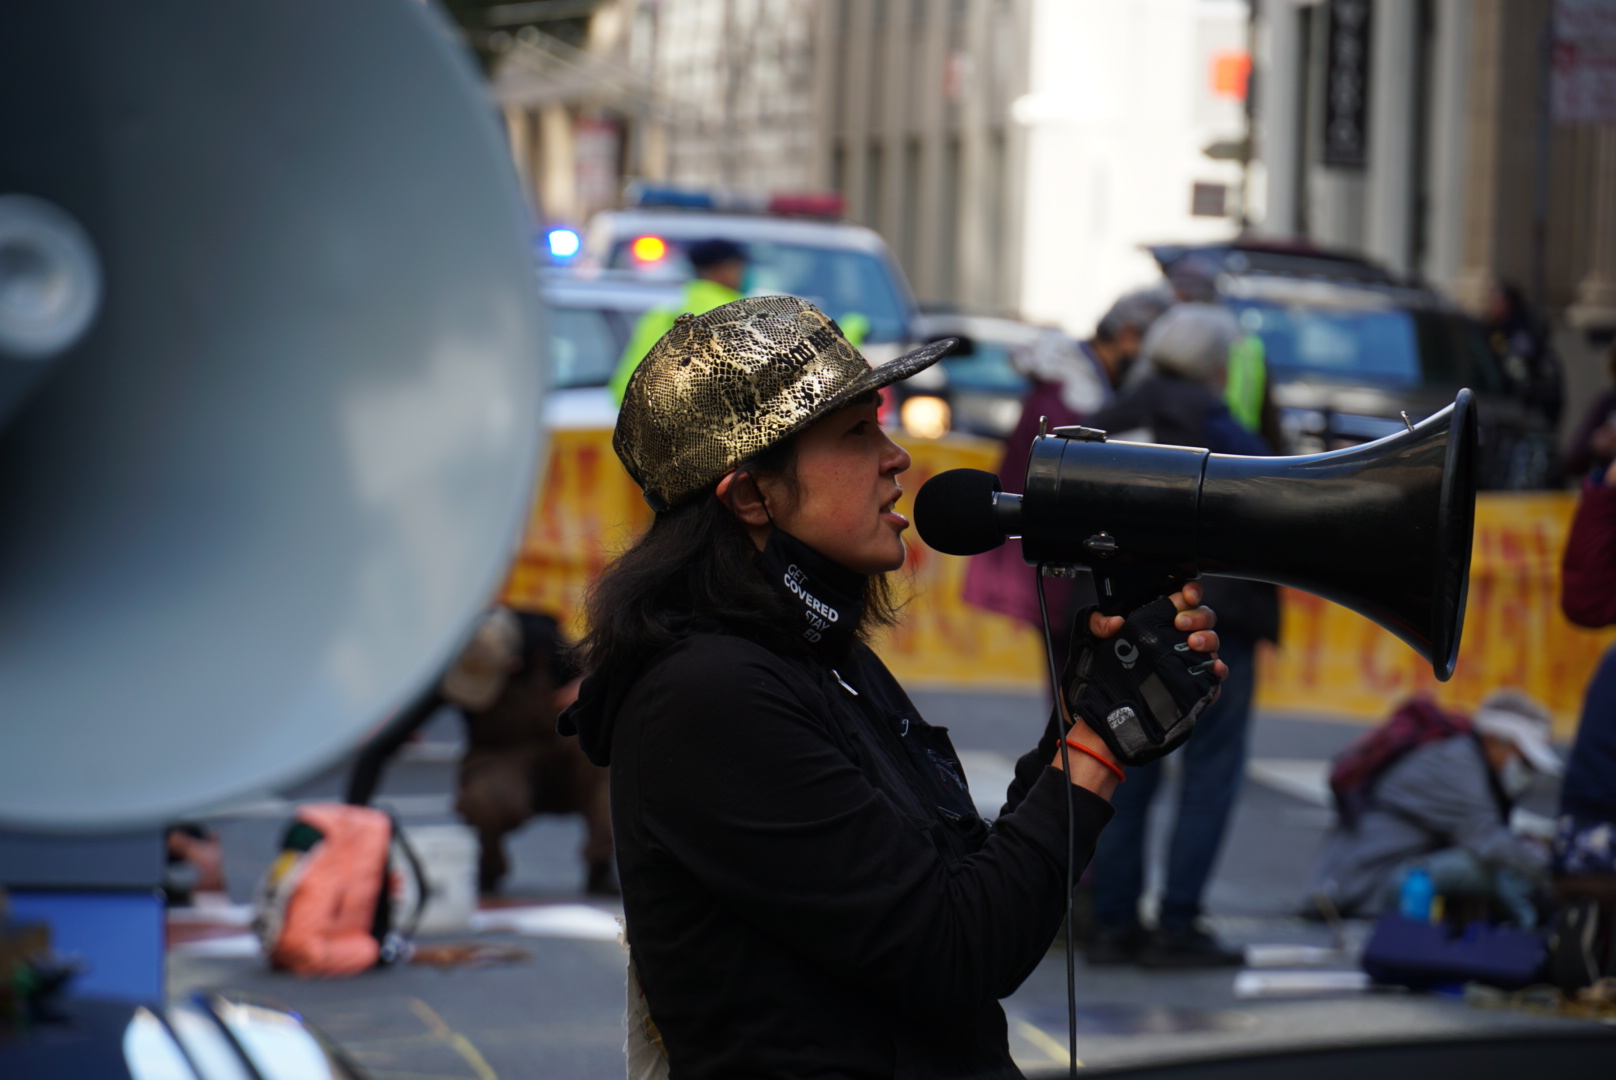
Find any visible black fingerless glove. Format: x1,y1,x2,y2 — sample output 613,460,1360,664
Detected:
1062,598,1222,767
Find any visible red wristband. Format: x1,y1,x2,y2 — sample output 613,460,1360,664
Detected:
1064,737,1126,783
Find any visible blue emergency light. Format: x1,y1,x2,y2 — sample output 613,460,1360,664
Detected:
546,227,581,259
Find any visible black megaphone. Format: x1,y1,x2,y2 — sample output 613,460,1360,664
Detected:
913,390,1478,680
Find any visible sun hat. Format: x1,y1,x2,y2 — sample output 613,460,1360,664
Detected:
613,295,955,510
1472,689,1562,776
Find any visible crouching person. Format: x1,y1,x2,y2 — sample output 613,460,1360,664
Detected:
1309,692,1560,927
451,609,614,896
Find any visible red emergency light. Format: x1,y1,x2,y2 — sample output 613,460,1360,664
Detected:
767,192,844,218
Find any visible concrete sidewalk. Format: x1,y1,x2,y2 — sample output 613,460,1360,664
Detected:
167,693,1602,1078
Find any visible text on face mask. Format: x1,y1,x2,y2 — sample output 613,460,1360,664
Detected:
784,564,839,641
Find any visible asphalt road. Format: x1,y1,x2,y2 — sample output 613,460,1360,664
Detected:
167,691,1599,1078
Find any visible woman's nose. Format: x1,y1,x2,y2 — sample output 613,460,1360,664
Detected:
880,429,912,475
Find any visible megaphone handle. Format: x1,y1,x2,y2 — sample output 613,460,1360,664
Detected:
1093,564,1188,617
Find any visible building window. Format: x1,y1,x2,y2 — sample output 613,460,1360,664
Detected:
1192,182,1230,218
987,131,1007,305
940,136,962,303
865,143,886,233
902,139,923,268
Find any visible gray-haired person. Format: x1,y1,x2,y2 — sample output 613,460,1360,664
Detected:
1082,303,1279,967
963,287,1173,685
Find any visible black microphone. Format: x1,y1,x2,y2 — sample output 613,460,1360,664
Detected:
911,468,1021,556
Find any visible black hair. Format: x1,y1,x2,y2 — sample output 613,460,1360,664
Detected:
577,429,900,679
687,237,748,269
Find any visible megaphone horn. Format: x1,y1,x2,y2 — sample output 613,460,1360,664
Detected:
914,389,1479,681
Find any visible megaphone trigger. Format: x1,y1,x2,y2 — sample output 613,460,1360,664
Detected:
1089,564,1189,619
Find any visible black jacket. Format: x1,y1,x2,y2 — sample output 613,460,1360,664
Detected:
563,628,1112,1079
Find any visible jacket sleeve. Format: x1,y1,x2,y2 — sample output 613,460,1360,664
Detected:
1086,392,1148,438
1001,706,1064,817
632,646,1111,1021
1562,479,1616,628
1562,391,1615,478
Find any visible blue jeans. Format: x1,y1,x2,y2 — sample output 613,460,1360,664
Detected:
1091,634,1257,932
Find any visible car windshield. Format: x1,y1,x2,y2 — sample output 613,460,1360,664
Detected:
943,341,1029,394
1412,310,1507,393
1228,300,1422,389
550,305,626,389
608,238,911,343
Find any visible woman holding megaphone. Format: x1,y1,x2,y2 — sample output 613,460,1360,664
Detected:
560,297,1225,1079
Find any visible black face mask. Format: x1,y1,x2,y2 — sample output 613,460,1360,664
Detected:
754,528,865,653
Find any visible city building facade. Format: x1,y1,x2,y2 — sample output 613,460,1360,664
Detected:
1251,0,1616,335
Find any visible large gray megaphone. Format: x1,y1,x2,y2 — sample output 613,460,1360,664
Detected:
915,391,1478,681
0,0,546,830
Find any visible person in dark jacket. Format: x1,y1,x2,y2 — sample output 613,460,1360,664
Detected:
559,296,1225,1079
1562,339,1616,481
1556,456,1616,876
961,289,1172,684
1484,280,1563,429
1081,303,1279,967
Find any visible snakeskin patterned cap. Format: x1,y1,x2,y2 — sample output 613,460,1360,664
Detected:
613,295,954,510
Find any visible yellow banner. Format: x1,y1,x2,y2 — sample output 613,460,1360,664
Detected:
500,427,653,626
1259,493,1616,737
502,429,1612,735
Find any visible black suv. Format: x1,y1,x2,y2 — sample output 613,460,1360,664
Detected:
1150,241,1558,489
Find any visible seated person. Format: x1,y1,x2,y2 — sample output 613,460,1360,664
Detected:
1557,459,1616,877
1309,691,1560,927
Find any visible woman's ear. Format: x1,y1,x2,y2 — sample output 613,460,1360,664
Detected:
716,470,773,527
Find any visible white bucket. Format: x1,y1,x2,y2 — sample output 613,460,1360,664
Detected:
399,824,478,935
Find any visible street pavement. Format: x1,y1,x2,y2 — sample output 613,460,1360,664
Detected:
168,689,1601,1078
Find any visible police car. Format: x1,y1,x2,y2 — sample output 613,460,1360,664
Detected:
578,186,922,367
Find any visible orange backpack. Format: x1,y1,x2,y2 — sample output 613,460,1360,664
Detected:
253,803,426,976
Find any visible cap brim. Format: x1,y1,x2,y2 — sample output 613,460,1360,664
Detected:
817,337,958,417
1518,734,1564,777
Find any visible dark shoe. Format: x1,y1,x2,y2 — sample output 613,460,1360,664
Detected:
1139,926,1244,969
1083,924,1145,966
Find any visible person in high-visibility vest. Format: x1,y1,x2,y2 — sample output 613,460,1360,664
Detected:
609,238,749,404
1224,332,1266,433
